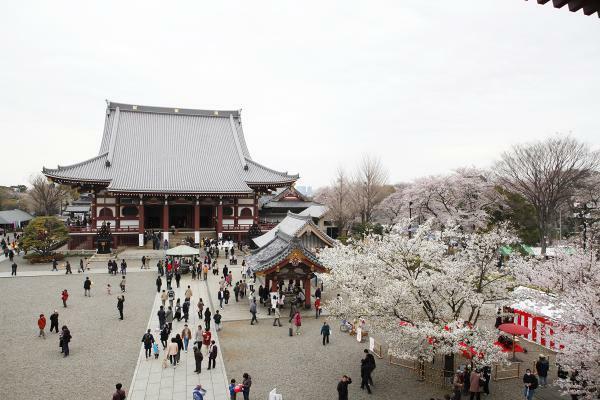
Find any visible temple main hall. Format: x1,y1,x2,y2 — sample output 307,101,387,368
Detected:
43,101,298,249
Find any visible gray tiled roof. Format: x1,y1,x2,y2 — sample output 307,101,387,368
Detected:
252,211,334,248
246,233,324,273
43,102,298,194
298,204,329,219
0,209,33,225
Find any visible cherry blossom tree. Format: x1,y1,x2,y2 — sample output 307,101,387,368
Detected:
320,220,519,367
516,248,600,399
377,168,501,231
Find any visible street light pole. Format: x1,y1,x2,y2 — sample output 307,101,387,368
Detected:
408,201,413,239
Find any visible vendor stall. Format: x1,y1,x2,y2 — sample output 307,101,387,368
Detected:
511,287,563,351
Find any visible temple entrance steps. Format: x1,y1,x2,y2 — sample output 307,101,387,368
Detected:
88,252,117,263
117,249,165,261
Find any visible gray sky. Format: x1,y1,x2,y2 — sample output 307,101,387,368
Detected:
1,1,598,190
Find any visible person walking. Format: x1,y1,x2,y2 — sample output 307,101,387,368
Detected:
293,310,302,335
273,306,282,327
49,310,59,333
52,258,58,271
207,340,217,370
185,285,193,301
117,295,125,320
523,369,538,400
452,370,464,400
224,288,230,305
141,329,155,359
242,373,252,400
84,277,92,297
168,287,175,309
204,307,212,331
166,306,174,332
321,321,330,345
11,261,17,276
249,300,258,325
37,314,46,338
536,354,550,387
141,255,146,269
156,276,162,293
61,289,69,307
120,276,126,293
175,270,181,288
337,375,352,400
314,297,321,318
209,309,220,331
363,349,376,386
193,343,204,373
112,383,127,400
160,326,170,350
197,298,204,320
167,338,179,367
182,324,192,352
183,299,190,323
360,355,372,394
160,290,168,307
65,261,72,274
234,283,240,302
218,289,224,309
158,306,166,329
60,325,71,357
469,368,482,400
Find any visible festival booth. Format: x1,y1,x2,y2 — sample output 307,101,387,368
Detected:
165,245,199,274
510,286,563,351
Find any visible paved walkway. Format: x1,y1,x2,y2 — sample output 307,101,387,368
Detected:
127,274,229,400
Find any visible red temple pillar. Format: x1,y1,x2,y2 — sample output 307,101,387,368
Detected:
90,192,97,229
304,276,311,309
216,199,223,238
233,198,239,228
162,198,169,244
253,194,258,224
115,197,121,230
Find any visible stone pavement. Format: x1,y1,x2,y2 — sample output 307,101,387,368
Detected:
127,274,229,400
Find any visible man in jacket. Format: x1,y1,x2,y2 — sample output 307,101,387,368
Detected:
321,321,330,345
157,306,166,329
117,295,125,320
337,375,352,400
141,329,155,359
84,277,92,297
49,310,59,333
193,344,203,373
535,354,550,387
523,369,538,400
207,340,217,370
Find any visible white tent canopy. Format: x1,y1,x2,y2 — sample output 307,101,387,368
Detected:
165,245,199,256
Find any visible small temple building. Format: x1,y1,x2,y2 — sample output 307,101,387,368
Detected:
246,211,334,308
43,101,298,249
259,186,320,224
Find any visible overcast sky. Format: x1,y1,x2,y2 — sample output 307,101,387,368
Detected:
1,1,598,190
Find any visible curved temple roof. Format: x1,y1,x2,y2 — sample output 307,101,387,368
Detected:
43,102,298,194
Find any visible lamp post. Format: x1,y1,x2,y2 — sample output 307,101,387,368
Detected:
408,201,413,238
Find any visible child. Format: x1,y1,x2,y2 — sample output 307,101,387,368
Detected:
120,277,126,293
153,342,160,359
229,379,237,400
107,283,112,295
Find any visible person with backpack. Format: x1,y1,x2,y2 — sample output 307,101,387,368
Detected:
523,369,538,400
192,384,205,400
141,329,155,359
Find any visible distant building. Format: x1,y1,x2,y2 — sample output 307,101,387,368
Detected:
0,209,33,230
259,186,319,224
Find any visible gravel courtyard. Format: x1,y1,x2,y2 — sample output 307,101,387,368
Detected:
220,316,563,400
0,271,156,400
